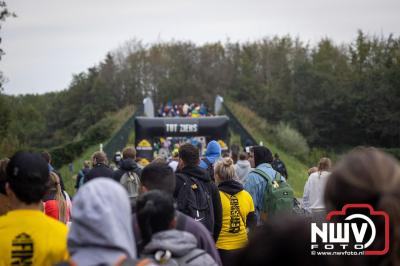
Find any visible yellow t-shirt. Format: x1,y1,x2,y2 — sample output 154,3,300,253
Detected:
216,190,255,250
0,209,69,266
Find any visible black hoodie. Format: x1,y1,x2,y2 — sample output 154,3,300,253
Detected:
174,165,222,242
218,180,257,231
112,158,142,182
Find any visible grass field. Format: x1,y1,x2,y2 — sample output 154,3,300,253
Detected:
226,101,309,197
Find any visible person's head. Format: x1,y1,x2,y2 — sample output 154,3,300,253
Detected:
41,151,51,164
48,172,67,223
69,178,136,264
136,190,176,245
83,160,91,168
317,157,331,172
92,151,108,165
249,146,273,168
205,140,221,157
325,148,400,265
274,153,280,160
6,151,49,207
113,151,122,164
308,167,318,176
179,143,199,167
215,157,236,184
122,146,137,160
239,152,248,161
140,162,176,195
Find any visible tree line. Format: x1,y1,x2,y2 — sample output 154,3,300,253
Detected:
0,31,399,158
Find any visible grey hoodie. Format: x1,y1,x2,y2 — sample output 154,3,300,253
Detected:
235,160,251,183
68,178,136,266
142,230,217,266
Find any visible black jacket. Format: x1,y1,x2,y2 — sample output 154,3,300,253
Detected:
84,163,113,183
174,165,222,242
218,180,257,230
75,167,90,189
112,158,142,182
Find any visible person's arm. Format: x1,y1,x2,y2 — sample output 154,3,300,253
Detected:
302,178,311,212
211,184,222,242
245,191,257,231
246,212,257,231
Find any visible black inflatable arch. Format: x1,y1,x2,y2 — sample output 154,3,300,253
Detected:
135,116,229,160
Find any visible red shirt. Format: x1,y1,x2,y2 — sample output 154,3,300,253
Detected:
43,200,70,223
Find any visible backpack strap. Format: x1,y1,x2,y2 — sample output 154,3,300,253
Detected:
203,157,212,167
251,168,281,183
221,192,246,227
176,248,207,265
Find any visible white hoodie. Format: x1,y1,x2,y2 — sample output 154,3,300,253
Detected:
234,160,252,184
303,171,330,213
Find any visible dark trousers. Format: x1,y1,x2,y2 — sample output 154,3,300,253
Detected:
218,249,242,266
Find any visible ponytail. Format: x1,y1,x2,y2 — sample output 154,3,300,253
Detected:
136,190,175,246
138,200,156,244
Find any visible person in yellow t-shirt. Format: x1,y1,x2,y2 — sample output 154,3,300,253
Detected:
0,152,68,266
215,157,256,266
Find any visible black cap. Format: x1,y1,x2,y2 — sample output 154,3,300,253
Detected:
6,151,50,204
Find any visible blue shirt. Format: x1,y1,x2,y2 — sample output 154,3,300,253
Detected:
243,163,284,224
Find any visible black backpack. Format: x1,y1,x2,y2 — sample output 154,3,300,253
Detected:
272,159,287,178
202,158,215,181
175,174,215,233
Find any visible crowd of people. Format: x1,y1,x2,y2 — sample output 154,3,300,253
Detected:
0,142,399,266
157,103,211,118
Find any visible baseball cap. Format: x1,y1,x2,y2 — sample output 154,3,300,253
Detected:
6,151,50,204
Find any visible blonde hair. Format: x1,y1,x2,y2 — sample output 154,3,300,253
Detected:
214,157,237,182
49,172,68,223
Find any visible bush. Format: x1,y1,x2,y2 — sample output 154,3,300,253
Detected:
50,116,115,168
307,147,339,167
84,117,115,143
274,122,309,159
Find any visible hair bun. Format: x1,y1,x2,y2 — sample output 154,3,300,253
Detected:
223,158,233,167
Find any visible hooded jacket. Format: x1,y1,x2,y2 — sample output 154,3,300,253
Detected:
84,163,114,183
174,165,222,241
234,160,251,184
132,211,222,266
112,158,142,182
199,141,221,170
142,230,217,266
68,178,136,266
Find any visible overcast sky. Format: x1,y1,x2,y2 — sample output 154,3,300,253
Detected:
1,0,399,95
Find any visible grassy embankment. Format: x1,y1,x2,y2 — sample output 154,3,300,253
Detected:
59,105,135,196
226,101,309,197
